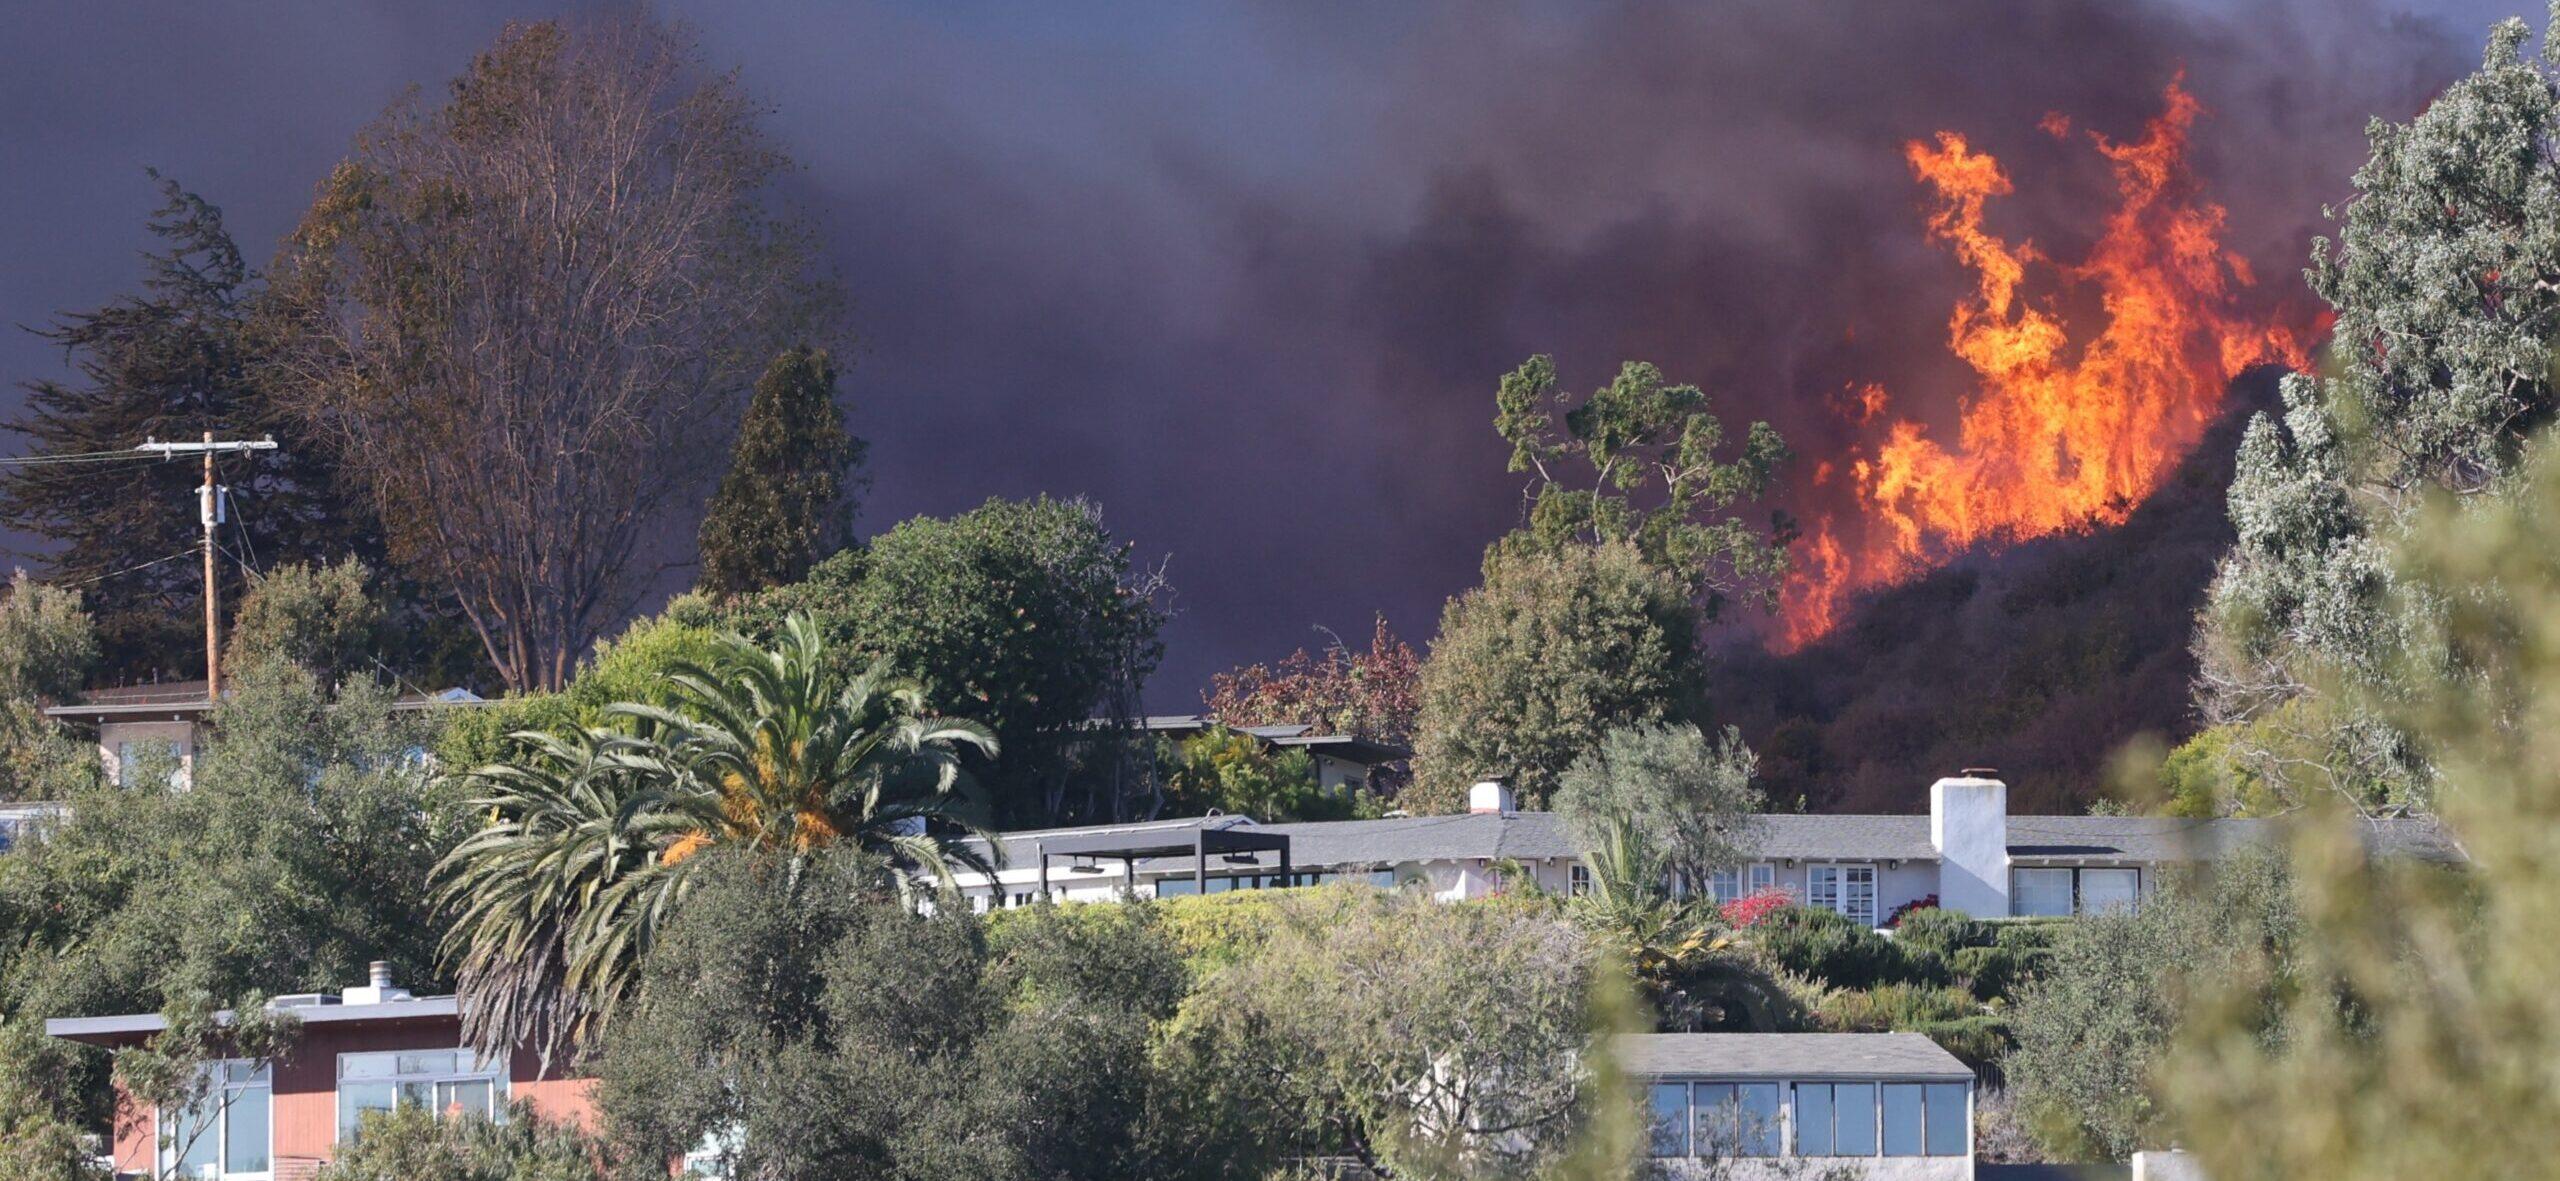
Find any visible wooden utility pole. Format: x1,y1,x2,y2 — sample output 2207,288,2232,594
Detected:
136,433,278,701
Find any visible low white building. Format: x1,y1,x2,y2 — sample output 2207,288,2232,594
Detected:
941,774,2460,924
1625,1033,1976,1179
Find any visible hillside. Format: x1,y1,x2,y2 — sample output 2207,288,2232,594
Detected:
1710,369,2281,815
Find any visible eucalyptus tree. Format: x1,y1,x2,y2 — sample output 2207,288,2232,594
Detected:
2191,12,2560,811
435,616,998,1061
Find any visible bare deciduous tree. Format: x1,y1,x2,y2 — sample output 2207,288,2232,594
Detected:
261,15,828,690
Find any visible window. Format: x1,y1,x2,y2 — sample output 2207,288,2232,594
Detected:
1648,1083,1688,1157
1011,892,1033,908
1807,864,1877,926
1569,864,1591,898
1833,1083,1877,1155
116,738,186,789
337,1049,507,1143
1925,1083,1969,1156
1794,1082,1834,1155
161,1060,269,1179
970,894,990,914
1709,865,1778,904
2081,868,2140,914
1882,1084,1925,1156
2011,867,2142,917
1708,868,1741,903
1749,863,1776,895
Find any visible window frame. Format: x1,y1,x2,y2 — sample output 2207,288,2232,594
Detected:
1568,864,1592,898
2009,865,2143,917
158,1059,272,1181
1806,862,1879,927
335,1048,510,1145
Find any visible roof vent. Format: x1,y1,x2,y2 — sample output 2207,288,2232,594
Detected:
340,960,414,1006
1959,767,2000,779
1469,779,1517,816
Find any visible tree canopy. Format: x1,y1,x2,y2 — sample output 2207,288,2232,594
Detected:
1409,541,1703,812
697,346,867,600
260,14,830,692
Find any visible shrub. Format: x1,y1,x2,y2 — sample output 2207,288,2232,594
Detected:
1750,905,1947,990
312,1103,594,1181
1913,1014,2015,1083
1718,885,1794,928
1814,983,1978,1031
1892,907,1989,959
1952,945,2026,1001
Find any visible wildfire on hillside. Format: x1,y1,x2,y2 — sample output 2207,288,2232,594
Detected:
1778,77,2317,650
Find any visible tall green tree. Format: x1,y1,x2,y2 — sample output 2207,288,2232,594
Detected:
698,346,866,599
0,574,100,802
2192,12,2560,811
0,177,381,680
725,496,1167,826
1409,541,1702,812
1553,721,1762,893
1492,355,1791,621
261,15,830,692
436,617,998,1063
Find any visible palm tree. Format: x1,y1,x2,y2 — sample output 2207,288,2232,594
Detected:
1570,814,1797,1033
435,615,1000,1061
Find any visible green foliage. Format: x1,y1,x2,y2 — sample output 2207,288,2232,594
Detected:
1950,945,2025,1002
0,175,390,682
2153,724,2280,818
1554,721,1761,893
2004,848,2297,1162
0,659,452,1022
437,616,998,1063
1410,541,1703,812
1748,906,1947,991
1171,886,1613,1180
598,847,1220,1181
1889,907,1989,961
111,988,301,1174
226,559,384,683
1159,726,1382,822
698,346,866,599
433,605,725,769
2158,359,2560,1177
725,496,1167,826
0,573,100,802
1811,982,1979,1033
1491,355,1791,621
315,1104,597,1181
2193,11,2560,809
0,1020,104,1180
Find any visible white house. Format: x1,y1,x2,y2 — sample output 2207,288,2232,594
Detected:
1625,1033,1976,1179
941,774,2461,924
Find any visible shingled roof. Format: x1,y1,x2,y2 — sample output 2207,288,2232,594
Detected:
1616,1033,1974,1082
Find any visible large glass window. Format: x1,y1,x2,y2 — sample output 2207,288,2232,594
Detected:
1882,1083,1925,1156
1808,865,1878,926
1794,1083,1834,1155
2081,868,2140,914
1925,1083,1970,1156
1737,1083,1782,1156
2011,868,2075,917
1648,1083,1688,1157
337,1049,507,1143
1832,1083,1877,1155
161,1061,269,1179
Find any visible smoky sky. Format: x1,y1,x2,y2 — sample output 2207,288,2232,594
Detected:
0,1,2523,705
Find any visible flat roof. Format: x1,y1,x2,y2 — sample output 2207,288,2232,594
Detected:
1616,1033,1973,1082
47,996,461,1045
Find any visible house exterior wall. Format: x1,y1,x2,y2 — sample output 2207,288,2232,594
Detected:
103,1012,595,1179
1657,1156,1971,1180
97,719,196,789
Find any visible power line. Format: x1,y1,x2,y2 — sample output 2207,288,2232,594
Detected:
58,549,198,587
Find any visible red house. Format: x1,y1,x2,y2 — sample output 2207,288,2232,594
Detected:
46,964,595,1181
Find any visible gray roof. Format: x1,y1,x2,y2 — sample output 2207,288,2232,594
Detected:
963,809,2462,876
48,996,461,1044
1616,1033,1973,1082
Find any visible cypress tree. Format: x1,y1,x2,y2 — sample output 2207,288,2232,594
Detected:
0,175,383,680
697,346,865,597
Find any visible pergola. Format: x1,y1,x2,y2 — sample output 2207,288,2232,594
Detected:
1033,824,1293,898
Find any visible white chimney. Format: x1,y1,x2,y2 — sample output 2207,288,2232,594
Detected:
341,960,414,1006
1930,771,2009,918
1469,779,1517,815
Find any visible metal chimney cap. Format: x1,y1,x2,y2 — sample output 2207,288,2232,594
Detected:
1958,767,2000,778
367,961,394,989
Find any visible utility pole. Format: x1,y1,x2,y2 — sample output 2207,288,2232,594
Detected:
137,433,278,702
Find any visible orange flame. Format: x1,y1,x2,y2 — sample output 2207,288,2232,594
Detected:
1777,78,2312,650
